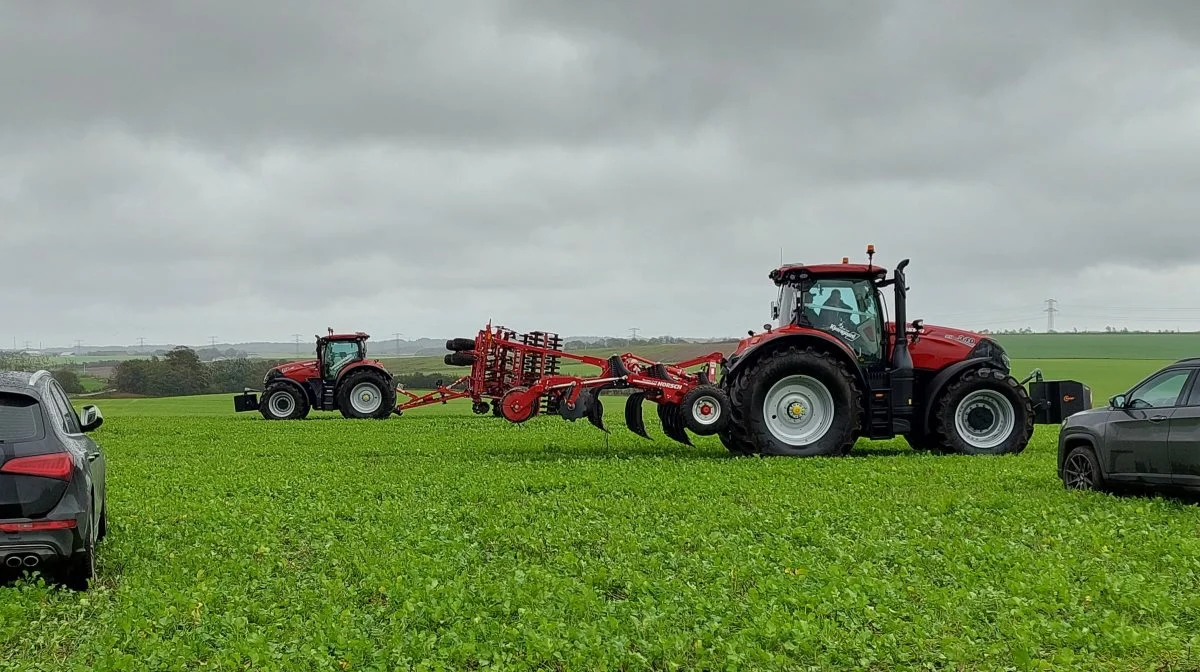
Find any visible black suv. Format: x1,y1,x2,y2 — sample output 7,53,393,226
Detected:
0,370,107,590
1059,358,1200,493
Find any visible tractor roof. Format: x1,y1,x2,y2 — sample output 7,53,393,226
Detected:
770,262,888,285
320,332,369,341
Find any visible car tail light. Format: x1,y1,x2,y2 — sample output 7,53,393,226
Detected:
0,519,76,533
0,453,73,480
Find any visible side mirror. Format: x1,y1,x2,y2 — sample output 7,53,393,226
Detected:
80,405,104,432
1110,395,1126,409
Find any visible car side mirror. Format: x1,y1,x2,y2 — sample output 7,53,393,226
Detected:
80,404,104,432
1110,395,1126,409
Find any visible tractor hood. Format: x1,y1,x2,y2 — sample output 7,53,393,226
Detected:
268,359,320,382
903,323,1005,372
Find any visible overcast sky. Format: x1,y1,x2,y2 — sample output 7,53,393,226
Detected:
4,1,1200,347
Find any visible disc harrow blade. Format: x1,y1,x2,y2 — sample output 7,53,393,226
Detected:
624,392,650,439
657,402,692,446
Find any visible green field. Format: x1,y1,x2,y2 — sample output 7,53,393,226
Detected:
4,357,1200,670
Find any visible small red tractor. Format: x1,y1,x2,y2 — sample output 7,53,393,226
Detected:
234,329,398,420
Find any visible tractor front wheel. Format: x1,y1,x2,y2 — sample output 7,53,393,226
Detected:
337,369,397,419
730,346,861,457
934,367,1033,455
259,383,310,420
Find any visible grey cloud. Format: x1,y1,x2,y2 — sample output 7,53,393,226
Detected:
3,0,1200,346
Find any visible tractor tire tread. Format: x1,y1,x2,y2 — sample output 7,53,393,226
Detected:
730,345,862,457
336,368,397,420
933,367,1033,455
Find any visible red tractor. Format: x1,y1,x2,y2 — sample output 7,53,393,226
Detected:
233,329,397,420
715,246,1088,456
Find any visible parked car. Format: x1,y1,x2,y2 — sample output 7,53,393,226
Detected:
1059,357,1200,493
0,370,107,590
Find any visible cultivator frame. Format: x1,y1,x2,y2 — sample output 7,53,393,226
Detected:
395,323,729,445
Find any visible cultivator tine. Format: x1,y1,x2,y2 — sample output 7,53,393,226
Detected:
586,392,608,433
624,392,650,439
657,403,692,446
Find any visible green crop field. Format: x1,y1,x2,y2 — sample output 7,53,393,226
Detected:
4,357,1200,670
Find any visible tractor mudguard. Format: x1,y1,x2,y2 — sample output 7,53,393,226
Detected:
337,361,393,383
916,356,997,435
724,332,869,394
265,376,313,405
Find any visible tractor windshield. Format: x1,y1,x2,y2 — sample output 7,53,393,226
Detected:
322,340,364,379
786,278,885,363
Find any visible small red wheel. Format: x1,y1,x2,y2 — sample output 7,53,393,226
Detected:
499,387,539,423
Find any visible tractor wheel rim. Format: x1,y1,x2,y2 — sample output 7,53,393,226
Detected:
691,395,722,425
763,375,834,445
1064,453,1094,489
953,389,1015,449
350,383,382,413
269,392,295,416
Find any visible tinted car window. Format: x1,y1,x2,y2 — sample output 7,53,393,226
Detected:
0,392,45,442
1129,369,1193,409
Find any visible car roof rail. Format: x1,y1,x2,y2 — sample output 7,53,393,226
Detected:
28,369,51,385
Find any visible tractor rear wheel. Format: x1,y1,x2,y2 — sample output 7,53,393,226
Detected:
933,367,1033,455
729,346,861,457
336,369,397,419
260,383,309,420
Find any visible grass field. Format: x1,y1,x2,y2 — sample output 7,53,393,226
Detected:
5,357,1200,670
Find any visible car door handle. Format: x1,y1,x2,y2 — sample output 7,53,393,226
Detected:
86,452,100,462
1149,415,1168,423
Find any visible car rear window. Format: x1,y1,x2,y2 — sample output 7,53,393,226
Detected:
0,392,44,443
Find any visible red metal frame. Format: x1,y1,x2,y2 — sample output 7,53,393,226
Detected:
392,322,725,420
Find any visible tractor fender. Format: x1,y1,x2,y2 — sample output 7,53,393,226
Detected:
336,361,393,386
917,356,999,434
724,332,869,395
262,375,314,406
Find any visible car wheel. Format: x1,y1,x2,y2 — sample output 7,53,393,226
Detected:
62,504,97,591
1062,445,1103,491
97,500,107,542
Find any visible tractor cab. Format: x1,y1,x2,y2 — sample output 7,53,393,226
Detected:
316,330,369,381
770,253,892,367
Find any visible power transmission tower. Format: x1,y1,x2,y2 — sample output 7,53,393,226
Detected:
138,336,146,350
393,332,403,354
292,333,301,354
209,336,218,349
629,327,640,341
1044,299,1058,333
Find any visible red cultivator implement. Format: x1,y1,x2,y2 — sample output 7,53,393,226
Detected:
399,323,730,445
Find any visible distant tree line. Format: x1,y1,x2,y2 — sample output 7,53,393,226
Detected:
112,347,290,397
107,346,455,397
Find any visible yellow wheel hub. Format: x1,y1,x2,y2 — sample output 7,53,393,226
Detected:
787,401,806,419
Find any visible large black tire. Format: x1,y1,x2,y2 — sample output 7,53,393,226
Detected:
718,428,754,455
446,338,475,351
61,498,97,591
336,368,397,419
933,367,1033,455
728,346,862,457
259,383,310,420
1062,444,1103,491
903,430,943,453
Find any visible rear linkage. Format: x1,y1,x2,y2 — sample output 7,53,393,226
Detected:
430,323,731,446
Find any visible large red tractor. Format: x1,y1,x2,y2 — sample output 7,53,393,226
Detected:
715,246,1088,456
234,329,397,420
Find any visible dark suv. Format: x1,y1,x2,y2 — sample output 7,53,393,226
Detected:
1059,357,1200,493
0,370,107,590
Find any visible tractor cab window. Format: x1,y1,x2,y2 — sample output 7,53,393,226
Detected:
322,340,363,379
796,278,884,363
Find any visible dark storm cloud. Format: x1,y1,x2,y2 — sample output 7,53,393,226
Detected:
3,0,1200,345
